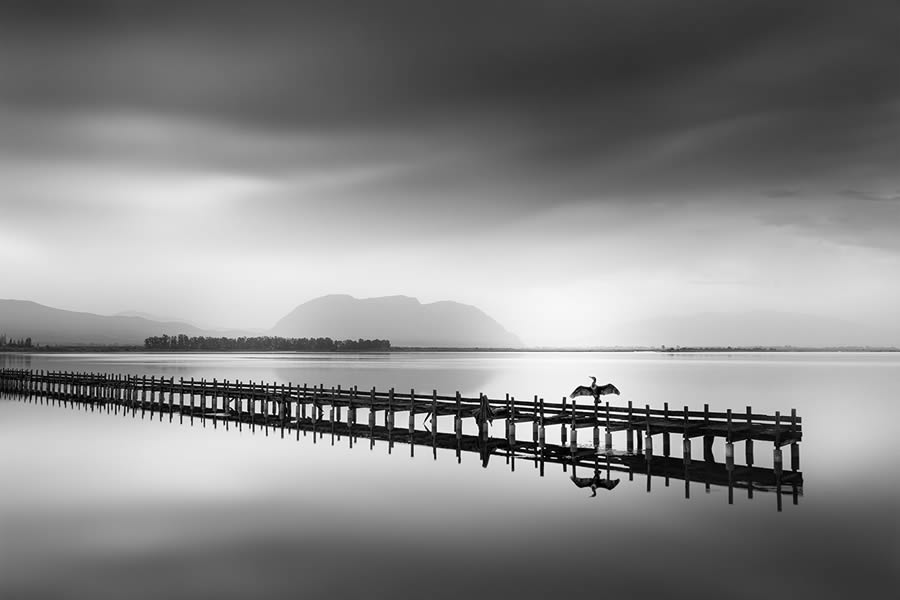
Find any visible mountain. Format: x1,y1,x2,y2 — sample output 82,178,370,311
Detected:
115,310,199,327
271,294,522,348
585,310,899,348
113,310,258,334
0,299,214,346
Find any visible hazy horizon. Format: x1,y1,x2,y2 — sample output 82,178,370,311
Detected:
2,1,899,346
2,295,898,348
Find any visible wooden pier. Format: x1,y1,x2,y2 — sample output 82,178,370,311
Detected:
0,368,803,510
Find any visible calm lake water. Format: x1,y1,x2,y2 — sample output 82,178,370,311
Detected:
1,351,897,599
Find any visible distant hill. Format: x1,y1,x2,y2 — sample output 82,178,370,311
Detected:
114,310,198,327
271,294,522,348
0,299,216,346
114,310,260,335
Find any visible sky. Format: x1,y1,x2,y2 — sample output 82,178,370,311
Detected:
1,0,899,346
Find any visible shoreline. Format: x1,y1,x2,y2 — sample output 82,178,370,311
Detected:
1,346,898,354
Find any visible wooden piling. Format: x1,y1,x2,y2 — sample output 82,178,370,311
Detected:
200,378,209,428
387,388,394,429
348,386,355,448
626,400,634,454
250,381,257,433
509,396,516,472
644,404,652,459
211,379,218,429
744,406,754,464
236,381,244,432
725,409,734,472
329,386,336,445
311,385,318,444
387,388,394,453
334,385,342,442
301,384,308,436
509,395,516,447
570,400,577,454
189,377,196,426
409,388,415,457
480,393,489,441
454,392,462,440
431,390,438,459
409,388,415,434
223,380,230,432
790,408,799,471
702,403,715,462
298,383,306,423
774,411,783,476
141,375,148,419
636,419,643,455
538,398,546,477
662,402,671,457
455,391,462,464
604,401,612,452
168,378,175,423
504,394,511,459
369,387,376,449
178,378,184,425
154,375,162,422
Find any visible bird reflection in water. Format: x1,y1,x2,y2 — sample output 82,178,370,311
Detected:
571,457,621,497
570,471,621,497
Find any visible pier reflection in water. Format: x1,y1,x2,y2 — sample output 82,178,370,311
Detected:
0,367,802,511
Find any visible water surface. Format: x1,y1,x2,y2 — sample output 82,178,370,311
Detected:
1,351,897,599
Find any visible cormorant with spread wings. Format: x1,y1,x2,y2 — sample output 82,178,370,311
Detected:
570,376,620,400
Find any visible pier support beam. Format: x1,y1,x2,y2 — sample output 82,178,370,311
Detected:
791,442,800,472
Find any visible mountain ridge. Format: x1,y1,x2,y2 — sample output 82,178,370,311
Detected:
0,296,523,348
0,299,218,345
271,294,522,348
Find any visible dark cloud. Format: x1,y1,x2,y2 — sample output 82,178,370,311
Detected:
1,0,899,214
2,1,898,130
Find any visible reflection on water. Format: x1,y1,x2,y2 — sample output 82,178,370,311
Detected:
1,351,898,599
0,353,31,369
570,472,621,496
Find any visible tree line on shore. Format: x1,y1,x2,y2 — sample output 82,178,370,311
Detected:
0,334,33,348
143,334,391,351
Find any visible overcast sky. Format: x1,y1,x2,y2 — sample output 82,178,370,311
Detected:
2,1,899,345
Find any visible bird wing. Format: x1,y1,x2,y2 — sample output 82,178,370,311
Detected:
596,383,620,395
569,385,593,398
594,478,621,491
570,476,594,488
